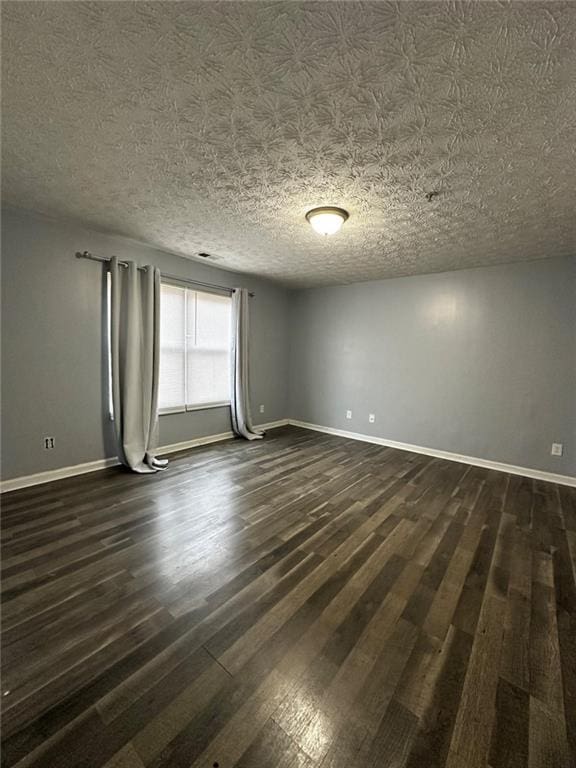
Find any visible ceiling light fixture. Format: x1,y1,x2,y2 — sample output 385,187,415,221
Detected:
306,206,349,236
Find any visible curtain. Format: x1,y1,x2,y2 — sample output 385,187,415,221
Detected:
110,257,168,473
230,288,264,441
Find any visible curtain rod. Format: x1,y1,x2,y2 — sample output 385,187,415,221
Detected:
75,251,254,297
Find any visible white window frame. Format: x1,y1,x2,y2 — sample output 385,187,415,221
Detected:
158,281,232,415
159,401,231,416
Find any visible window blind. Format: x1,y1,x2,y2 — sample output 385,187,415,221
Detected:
158,284,232,412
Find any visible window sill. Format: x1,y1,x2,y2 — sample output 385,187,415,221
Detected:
159,402,231,416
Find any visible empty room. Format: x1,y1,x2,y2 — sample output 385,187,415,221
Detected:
1,2,575,767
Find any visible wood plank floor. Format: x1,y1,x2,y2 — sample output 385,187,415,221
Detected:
1,426,575,768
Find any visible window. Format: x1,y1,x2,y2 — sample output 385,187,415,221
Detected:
158,284,232,412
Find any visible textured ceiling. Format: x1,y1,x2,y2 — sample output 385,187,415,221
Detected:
2,1,576,287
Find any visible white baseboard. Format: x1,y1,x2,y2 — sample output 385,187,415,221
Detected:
0,457,120,494
156,419,289,456
256,419,291,431
157,430,235,457
0,419,290,493
288,420,576,488
4,417,570,492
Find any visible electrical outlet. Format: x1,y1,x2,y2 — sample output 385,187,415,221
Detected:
551,443,563,457
369,414,375,423
43,436,55,450
346,410,352,420
259,404,265,414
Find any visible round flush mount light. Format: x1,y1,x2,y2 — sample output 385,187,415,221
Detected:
305,206,349,236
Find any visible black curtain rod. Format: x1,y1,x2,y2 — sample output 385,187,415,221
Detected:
75,251,254,297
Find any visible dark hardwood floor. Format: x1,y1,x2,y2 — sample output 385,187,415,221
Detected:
1,426,575,768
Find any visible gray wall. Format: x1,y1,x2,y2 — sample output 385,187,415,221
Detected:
3,205,574,481
1,207,291,480
289,257,576,476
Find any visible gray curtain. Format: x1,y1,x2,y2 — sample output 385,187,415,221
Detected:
230,288,264,441
110,257,168,473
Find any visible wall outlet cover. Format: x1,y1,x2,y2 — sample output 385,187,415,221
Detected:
43,436,55,450
346,410,352,420
551,443,563,456
259,404,265,413
369,414,376,423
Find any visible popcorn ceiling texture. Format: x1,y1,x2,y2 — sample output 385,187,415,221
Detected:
2,1,575,287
